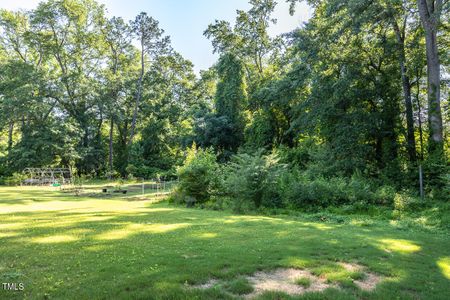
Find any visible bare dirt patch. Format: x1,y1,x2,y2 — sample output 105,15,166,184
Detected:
338,262,362,272
189,279,219,289
338,262,382,291
245,268,334,298
354,272,382,291
189,262,382,297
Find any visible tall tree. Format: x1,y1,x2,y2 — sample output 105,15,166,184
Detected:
0,9,57,170
30,0,108,173
287,0,404,177
204,0,281,81
385,0,418,162
286,0,428,164
417,0,444,155
102,16,132,174
129,52,197,177
129,12,170,146
204,0,290,150
214,53,247,152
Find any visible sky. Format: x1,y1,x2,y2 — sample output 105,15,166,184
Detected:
0,0,311,74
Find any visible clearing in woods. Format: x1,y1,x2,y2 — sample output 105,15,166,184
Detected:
0,185,449,299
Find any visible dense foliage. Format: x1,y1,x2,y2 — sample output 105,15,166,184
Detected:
174,144,219,206
173,149,424,213
222,150,285,211
0,0,448,203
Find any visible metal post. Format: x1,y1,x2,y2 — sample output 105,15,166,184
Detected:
419,164,424,199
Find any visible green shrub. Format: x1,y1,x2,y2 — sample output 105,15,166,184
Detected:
374,185,396,205
176,144,218,205
104,170,121,180
277,144,311,169
222,150,285,212
179,147,417,212
281,171,399,209
281,173,346,208
422,152,449,195
432,172,450,201
4,172,26,186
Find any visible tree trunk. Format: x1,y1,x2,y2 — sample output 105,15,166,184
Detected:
109,116,114,174
424,28,443,152
392,19,416,161
128,37,145,146
417,0,444,154
108,47,119,177
385,4,418,162
415,78,425,160
401,70,416,161
7,121,14,152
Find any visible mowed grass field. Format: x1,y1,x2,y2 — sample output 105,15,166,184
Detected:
0,185,449,299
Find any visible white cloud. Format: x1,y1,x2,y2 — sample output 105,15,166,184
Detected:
269,1,311,37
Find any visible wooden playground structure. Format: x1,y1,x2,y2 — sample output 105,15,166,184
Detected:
22,168,73,186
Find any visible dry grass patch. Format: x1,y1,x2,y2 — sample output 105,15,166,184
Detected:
338,262,382,291
189,279,219,289
190,263,383,298
244,268,334,298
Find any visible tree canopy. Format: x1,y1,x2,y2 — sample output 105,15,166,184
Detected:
0,0,448,193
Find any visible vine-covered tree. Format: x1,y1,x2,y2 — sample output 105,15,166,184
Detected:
214,53,247,153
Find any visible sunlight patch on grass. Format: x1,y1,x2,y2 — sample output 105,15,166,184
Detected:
437,257,450,279
281,257,311,269
0,223,25,230
378,239,421,253
305,223,334,230
94,223,190,240
81,215,115,222
83,245,111,252
275,231,289,237
4,213,118,231
228,215,278,222
146,223,190,233
0,232,20,238
32,235,78,244
196,232,218,238
29,216,114,229
94,224,144,240
224,219,238,224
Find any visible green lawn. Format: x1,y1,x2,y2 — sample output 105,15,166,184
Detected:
0,186,449,299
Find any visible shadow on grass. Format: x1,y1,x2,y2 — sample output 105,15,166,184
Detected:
0,189,449,299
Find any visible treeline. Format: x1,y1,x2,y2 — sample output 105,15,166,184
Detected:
0,0,448,196
0,0,201,178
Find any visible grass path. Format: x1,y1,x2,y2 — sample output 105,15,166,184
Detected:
0,186,449,299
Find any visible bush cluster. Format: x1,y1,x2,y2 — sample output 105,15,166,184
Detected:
1,173,26,186
173,147,421,212
221,150,285,212
281,172,397,209
172,144,219,206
